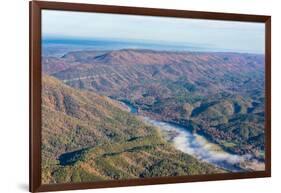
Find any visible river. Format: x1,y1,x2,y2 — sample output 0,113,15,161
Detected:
119,101,265,172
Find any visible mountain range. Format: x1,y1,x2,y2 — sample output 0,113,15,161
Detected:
43,49,265,159
42,49,265,183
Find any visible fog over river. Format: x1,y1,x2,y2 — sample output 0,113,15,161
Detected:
120,101,265,172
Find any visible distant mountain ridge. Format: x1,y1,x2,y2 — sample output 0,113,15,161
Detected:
54,48,264,66
49,49,264,96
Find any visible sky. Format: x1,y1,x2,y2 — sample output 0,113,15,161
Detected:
42,10,265,54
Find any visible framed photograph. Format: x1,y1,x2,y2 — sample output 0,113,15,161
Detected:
30,1,271,192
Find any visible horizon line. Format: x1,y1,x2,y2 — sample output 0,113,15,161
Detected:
42,36,264,55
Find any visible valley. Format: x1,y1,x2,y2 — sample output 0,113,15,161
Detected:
42,48,265,183
121,101,264,172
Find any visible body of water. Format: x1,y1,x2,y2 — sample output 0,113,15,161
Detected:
42,38,240,57
120,101,265,172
